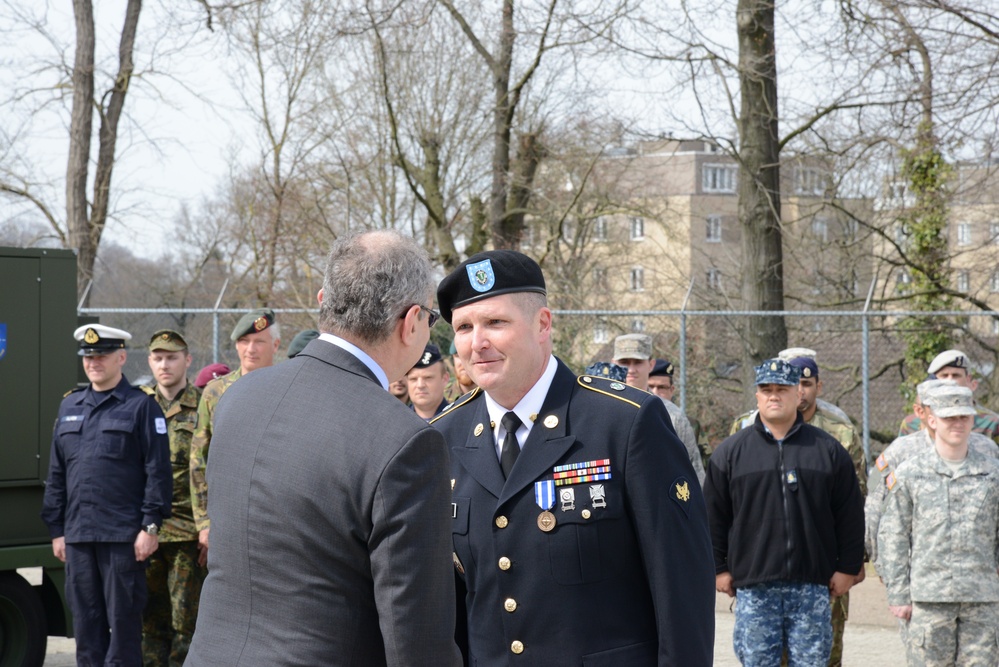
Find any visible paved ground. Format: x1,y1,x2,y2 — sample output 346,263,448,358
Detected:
44,564,902,666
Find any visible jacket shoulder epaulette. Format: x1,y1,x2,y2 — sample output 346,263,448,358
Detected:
136,384,156,396
430,387,482,424
576,375,642,409
63,385,86,398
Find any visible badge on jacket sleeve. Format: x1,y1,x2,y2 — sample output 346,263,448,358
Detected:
154,417,167,434
670,476,692,517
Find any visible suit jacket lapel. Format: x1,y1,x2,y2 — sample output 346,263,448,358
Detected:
498,361,578,508
452,400,506,499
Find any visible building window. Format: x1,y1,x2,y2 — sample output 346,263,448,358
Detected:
991,223,999,244
707,268,722,290
795,167,830,196
991,270,999,293
957,222,972,246
593,324,608,344
592,267,607,288
630,216,645,240
706,215,722,243
593,217,608,242
630,267,645,292
632,318,645,333
811,217,829,243
702,164,737,193
957,270,970,293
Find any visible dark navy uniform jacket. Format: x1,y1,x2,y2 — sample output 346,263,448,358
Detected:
433,359,715,666
41,375,172,543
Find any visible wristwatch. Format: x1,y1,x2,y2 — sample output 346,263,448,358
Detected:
143,523,159,536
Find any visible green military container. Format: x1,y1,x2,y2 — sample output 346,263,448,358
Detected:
0,247,77,666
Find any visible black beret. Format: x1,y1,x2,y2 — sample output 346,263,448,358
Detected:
437,250,546,324
649,359,675,377
230,308,275,341
412,343,443,369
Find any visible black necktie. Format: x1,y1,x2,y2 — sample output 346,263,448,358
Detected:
500,411,522,479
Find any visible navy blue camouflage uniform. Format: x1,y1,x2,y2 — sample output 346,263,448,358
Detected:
42,374,172,666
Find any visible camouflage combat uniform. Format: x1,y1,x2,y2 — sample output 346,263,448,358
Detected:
878,447,999,666
662,397,705,485
897,404,999,444
143,381,205,667
865,429,999,572
731,403,863,667
190,368,242,533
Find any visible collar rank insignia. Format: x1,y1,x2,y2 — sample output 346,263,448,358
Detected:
675,480,690,502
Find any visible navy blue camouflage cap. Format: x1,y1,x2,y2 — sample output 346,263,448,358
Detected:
412,343,443,369
649,359,674,377
584,361,628,382
754,358,801,386
437,250,546,324
230,308,276,341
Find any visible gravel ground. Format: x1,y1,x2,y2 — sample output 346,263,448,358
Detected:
45,565,903,666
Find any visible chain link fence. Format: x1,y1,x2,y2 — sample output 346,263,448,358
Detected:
81,305,999,469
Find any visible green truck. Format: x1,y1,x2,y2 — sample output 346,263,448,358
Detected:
0,247,78,666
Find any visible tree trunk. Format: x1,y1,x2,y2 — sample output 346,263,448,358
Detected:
737,0,787,366
490,0,516,249
67,0,96,300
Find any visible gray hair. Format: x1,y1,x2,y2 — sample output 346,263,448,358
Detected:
318,230,434,344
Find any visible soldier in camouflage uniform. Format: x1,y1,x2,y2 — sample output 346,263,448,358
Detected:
866,379,999,573
142,330,205,667
896,349,999,444
878,384,999,666
612,334,705,484
190,309,279,553
729,348,866,667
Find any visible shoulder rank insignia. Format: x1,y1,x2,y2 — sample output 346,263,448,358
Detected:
676,480,690,502
429,387,482,424
886,471,897,490
876,453,888,471
137,385,156,396
576,376,641,408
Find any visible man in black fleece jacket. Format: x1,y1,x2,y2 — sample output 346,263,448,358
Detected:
704,358,864,667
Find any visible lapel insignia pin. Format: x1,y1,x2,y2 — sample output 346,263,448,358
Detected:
543,415,558,428
610,382,625,391
474,423,484,436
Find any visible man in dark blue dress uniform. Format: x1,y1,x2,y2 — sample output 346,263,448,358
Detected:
432,250,715,666
42,324,172,666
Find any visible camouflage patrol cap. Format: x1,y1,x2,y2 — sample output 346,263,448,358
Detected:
649,359,674,377
287,329,319,358
915,378,955,403
924,384,976,418
613,334,653,361
927,349,971,375
231,308,276,341
584,361,627,382
754,358,801,386
148,329,189,352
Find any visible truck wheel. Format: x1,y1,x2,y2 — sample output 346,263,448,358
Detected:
0,572,47,667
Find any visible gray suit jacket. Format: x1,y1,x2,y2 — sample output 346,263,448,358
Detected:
186,339,461,667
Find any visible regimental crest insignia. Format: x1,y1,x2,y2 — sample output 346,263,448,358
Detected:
84,328,100,344
770,362,778,371
466,259,496,293
675,480,690,502
802,367,812,378
253,316,268,331
160,332,171,341
421,351,432,365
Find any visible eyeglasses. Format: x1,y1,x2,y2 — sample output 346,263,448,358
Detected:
402,304,440,328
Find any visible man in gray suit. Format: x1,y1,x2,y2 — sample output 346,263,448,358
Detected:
185,231,462,667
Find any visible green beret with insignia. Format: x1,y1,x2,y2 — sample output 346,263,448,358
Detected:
148,329,189,352
437,250,546,324
231,308,276,341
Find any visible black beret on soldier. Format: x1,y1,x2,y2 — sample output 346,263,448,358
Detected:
230,308,276,342
437,250,546,324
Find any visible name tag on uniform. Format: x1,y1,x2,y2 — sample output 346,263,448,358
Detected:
61,415,84,422
154,417,167,434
